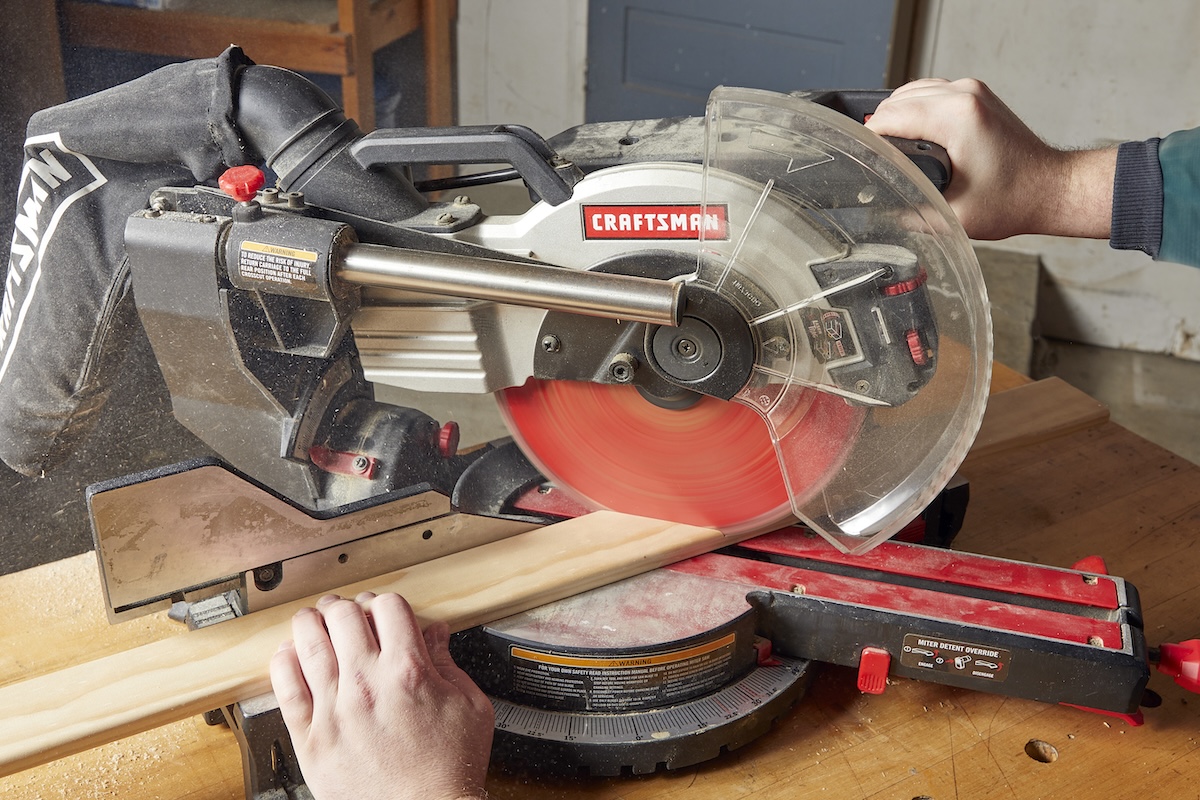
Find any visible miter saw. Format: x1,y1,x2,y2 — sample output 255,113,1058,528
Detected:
2,49,1164,798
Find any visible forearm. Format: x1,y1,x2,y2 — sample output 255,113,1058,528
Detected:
1035,147,1118,240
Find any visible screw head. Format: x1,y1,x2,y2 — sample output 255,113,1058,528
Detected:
541,334,561,353
608,353,638,383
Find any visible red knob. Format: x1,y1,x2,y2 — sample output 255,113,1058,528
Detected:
1157,640,1200,694
438,421,460,458
219,165,266,203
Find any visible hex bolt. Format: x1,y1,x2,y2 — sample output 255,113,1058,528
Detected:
608,353,638,383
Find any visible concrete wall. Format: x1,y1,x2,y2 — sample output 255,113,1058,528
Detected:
456,0,1200,358
457,0,587,136
910,0,1200,360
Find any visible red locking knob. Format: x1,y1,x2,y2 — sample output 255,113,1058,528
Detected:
1157,639,1200,694
219,165,266,203
438,421,460,458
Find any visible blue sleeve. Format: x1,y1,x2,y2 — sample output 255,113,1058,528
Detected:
1158,128,1200,267
1110,129,1200,268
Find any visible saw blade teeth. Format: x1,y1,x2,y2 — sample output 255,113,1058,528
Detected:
497,379,855,535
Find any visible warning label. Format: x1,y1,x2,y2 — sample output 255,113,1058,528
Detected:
238,240,319,289
509,633,736,711
900,633,1011,682
800,306,859,365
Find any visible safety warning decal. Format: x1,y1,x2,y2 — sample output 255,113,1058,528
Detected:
581,204,729,240
238,240,319,288
900,633,1011,682
509,633,736,711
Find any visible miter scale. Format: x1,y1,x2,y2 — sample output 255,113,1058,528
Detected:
6,52,1149,798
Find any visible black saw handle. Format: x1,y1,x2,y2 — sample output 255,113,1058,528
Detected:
797,89,952,193
351,125,583,206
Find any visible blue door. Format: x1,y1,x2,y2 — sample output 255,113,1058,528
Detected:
586,0,911,121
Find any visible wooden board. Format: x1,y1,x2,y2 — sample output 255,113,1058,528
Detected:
967,375,1108,460
0,512,743,777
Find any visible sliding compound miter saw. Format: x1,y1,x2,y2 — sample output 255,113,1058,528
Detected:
8,50,1166,797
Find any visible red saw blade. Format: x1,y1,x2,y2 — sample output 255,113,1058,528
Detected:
497,379,862,535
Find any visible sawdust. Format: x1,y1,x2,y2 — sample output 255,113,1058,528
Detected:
0,717,243,799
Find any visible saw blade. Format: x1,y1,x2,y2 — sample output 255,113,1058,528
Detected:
497,378,862,535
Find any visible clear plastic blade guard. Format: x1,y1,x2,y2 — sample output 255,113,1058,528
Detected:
695,87,992,553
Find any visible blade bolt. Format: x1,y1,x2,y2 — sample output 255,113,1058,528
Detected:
608,353,638,383
541,334,562,353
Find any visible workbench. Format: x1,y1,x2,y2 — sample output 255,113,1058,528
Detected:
3,366,1199,799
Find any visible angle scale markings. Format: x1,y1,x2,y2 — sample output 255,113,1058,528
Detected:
490,655,807,746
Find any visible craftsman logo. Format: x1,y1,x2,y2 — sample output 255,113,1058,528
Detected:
1,133,107,380
582,204,729,240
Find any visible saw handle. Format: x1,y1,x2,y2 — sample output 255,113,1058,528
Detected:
351,125,583,206
797,89,952,193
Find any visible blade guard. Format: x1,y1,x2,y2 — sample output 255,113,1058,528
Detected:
696,87,991,552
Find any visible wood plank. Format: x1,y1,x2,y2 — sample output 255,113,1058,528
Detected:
0,511,747,777
421,0,457,126
60,2,352,75
967,376,1108,461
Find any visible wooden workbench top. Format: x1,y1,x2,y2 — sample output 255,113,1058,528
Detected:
4,368,1199,798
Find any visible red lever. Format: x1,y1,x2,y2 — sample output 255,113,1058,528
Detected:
857,646,891,694
1157,640,1200,694
219,165,266,203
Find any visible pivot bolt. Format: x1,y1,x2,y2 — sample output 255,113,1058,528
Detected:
675,337,698,359
608,353,638,383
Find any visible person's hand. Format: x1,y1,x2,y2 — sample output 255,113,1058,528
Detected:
270,592,494,800
865,78,1115,240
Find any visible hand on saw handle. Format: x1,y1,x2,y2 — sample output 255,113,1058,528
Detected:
865,78,1117,241
270,593,493,800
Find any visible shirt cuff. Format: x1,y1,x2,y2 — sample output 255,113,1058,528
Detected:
1110,138,1162,259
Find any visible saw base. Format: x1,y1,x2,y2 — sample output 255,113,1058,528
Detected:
449,566,809,775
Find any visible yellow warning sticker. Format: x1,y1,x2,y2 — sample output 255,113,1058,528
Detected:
241,240,318,262
511,633,736,670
